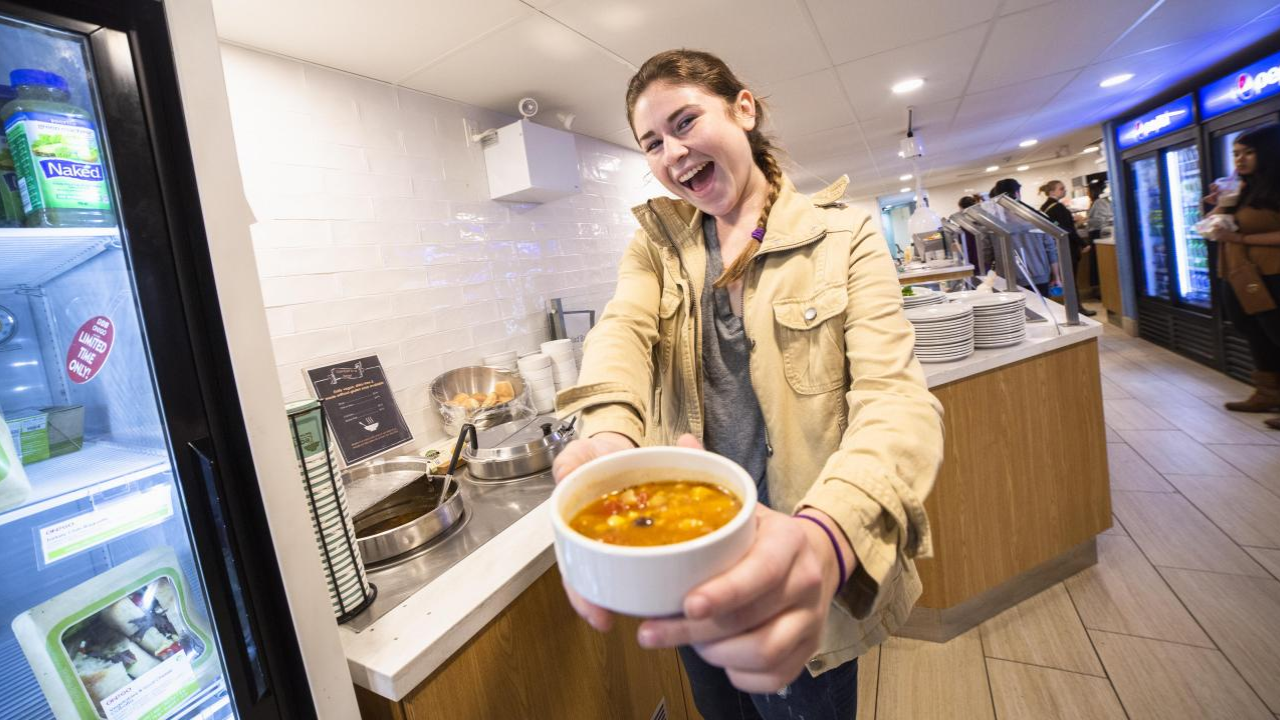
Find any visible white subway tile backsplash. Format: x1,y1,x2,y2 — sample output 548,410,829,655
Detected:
260,275,343,307
272,327,352,365
292,296,393,332
223,43,663,445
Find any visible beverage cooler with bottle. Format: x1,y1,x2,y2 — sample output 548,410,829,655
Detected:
0,1,348,718
1115,95,1220,365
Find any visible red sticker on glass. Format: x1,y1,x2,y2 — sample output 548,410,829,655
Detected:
66,316,114,384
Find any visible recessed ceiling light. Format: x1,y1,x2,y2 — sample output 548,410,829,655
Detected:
1019,138,1038,148
899,173,913,181
897,150,906,158
986,165,1000,172
1082,145,1100,154
1017,165,1030,171
900,187,912,193
1100,73,1134,88
891,77,925,94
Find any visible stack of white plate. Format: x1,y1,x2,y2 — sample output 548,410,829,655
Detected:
286,400,373,620
902,286,945,310
966,293,1028,348
482,350,519,373
518,352,557,413
541,339,579,389
905,303,975,363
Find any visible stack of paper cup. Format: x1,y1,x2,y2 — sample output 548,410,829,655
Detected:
518,353,557,413
482,350,519,373
286,399,375,622
541,339,578,390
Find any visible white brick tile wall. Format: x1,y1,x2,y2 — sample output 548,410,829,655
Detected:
221,43,665,447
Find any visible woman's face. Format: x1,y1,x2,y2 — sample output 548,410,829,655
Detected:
1050,183,1066,200
1234,143,1257,176
631,81,759,217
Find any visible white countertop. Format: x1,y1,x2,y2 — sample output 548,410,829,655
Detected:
340,287,1102,701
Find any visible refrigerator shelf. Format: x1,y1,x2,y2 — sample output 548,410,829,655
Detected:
0,440,169,526
0,227,120,289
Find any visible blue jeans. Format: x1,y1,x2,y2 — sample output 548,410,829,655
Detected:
678,646,858,720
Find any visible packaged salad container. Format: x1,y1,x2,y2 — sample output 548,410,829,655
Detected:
11,547,220,720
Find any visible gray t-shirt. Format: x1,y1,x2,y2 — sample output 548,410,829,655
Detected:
700,216,771,507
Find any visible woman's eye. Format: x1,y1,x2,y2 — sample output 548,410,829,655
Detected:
646,140,662,153
677,116,694,131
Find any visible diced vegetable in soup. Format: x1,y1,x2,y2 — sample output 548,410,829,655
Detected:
569,481,742,546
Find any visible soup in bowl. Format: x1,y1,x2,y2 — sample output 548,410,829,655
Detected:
551,447,757,617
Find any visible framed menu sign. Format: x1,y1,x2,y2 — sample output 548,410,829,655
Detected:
306,355,412,465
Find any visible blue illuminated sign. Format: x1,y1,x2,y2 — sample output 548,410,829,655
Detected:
1200,49,1280,121
1116,96,1196,150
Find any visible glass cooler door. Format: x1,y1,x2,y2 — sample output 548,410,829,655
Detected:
1165,144,1209,308
1130,155,1171,301
0,14,236,720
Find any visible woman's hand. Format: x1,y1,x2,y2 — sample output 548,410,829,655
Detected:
634,445,854,693
1202,225,1245,244
552,430,640,632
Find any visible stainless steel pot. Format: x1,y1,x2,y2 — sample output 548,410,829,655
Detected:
348,459,465,564
460,414,575,482
429,366,534,435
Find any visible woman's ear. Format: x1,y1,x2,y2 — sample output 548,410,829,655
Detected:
733,89,758,132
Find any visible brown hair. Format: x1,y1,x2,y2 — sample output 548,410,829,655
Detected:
625,49,782,288
1039,180,1065,197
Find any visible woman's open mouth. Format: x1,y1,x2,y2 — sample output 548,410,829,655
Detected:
678,161,715,194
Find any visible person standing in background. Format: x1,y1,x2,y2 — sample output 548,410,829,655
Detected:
1040,180,1096,315
1086,180,1113,242
980,178,1063,296
1201,125,1280,429
957,195,980,267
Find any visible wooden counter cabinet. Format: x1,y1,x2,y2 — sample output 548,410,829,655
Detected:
355,565,698,720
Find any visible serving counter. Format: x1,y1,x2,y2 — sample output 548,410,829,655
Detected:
347,290,1108,719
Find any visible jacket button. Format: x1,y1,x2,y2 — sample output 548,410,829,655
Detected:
804,307,817,322
808,659,824,672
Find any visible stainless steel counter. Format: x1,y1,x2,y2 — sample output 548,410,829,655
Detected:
344,468,556,631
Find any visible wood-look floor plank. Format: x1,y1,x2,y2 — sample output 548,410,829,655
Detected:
979,584,1105,677
1161,567,1280,714
1164,474,1280,549
1244,546,1280,580
1105,425,1123,442
986,658,1126,720
1064,535,1212,647
1201,397,1280,440
1117,429,1243,477
877,629,994,720
1091,630,1273,719
1099,377,1130,400
1099,515,1127,536
1205,444,1280,494
856,644,879,720
1103,398,1175,430
1106,443,1174,492
1111,491,1268,577
1145,396,1280,445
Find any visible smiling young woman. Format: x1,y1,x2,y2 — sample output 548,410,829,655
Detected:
552,49,945,720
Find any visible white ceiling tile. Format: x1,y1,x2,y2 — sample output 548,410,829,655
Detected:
400,14,637,140
967,0,1152,93
1098,0,1274,62
545,0,828,85
953,69,1075,130
212,0,531,83
782,122,873,171
999,0,1058,14
760,69,857,139
805,0,1000,65
834,24,988,122
1178,13,1280,73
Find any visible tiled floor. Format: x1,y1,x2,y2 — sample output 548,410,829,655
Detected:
857,318,1280,720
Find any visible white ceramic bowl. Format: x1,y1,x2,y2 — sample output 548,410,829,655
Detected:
551,447,757,617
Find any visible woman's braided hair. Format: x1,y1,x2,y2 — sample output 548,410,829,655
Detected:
625,49,783,288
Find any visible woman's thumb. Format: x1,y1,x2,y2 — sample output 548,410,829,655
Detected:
675,433,704,450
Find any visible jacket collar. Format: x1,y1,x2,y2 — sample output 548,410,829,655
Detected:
632,175,847,256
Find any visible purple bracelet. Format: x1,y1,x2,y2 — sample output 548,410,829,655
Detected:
795,513,847,595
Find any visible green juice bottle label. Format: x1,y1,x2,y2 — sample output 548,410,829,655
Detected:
4,111,110,213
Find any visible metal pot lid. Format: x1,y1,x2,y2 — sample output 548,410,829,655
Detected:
464,414,573,462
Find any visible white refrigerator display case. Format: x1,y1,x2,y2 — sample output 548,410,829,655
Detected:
0,1,356,718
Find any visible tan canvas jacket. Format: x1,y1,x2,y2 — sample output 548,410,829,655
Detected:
556,176,945,673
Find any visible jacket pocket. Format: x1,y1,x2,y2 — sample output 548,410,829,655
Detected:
657,281,686,374
773,285,847,395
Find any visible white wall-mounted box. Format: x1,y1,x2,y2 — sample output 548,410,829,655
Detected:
484,119,581,203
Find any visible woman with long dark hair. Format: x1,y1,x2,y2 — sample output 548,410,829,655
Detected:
1203,124,1280,429
1040,180,1096,315
552,49,944,719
